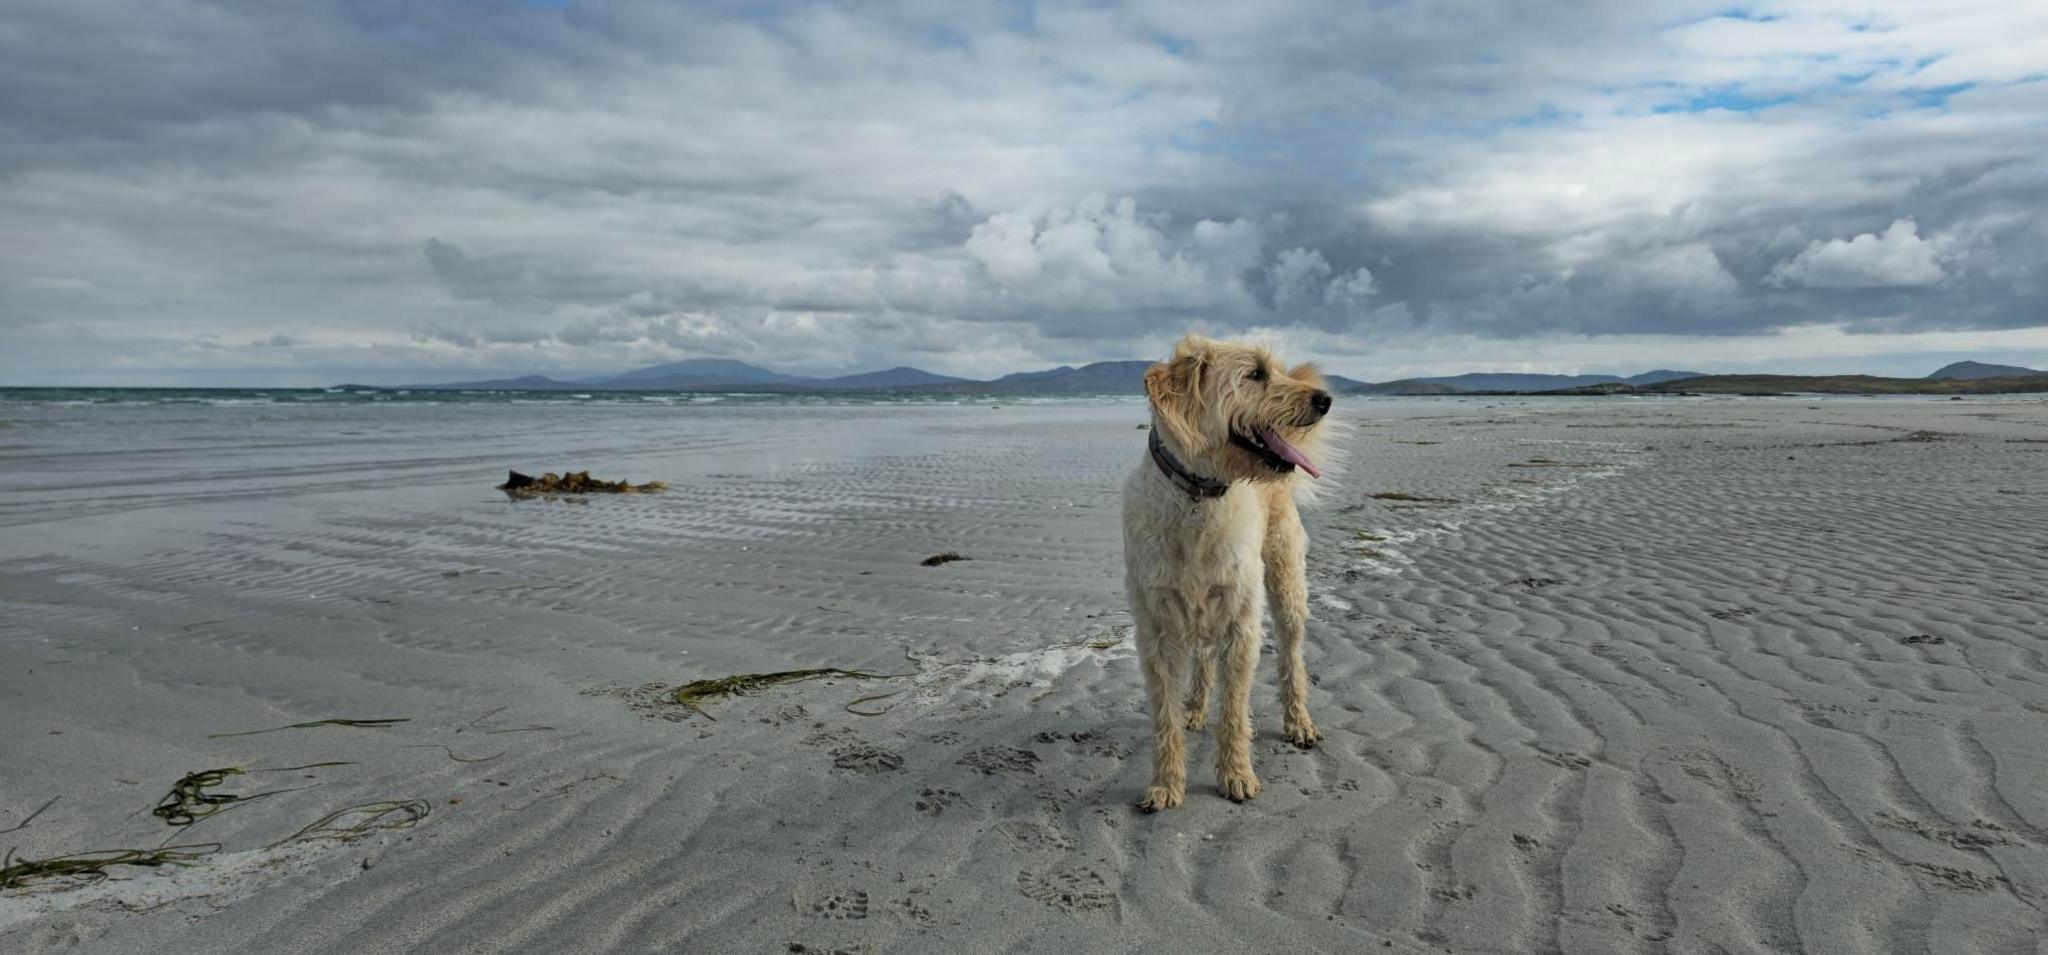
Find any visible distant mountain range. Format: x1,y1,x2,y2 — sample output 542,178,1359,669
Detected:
362,359,2046,397
1926,361,2040,381
1350,369,1703,394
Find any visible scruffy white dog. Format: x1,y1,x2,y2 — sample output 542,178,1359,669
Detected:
1123,333,1336,811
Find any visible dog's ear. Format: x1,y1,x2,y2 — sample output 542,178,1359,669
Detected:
1145,347,1207,451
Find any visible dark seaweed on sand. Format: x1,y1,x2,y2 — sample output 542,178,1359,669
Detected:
498,470,668,497
1,844,219,891
672,668,905,719
153,768,259,827
207,717,409,739
920,552,968,566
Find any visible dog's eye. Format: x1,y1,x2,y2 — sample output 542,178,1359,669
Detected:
1247,368,1267,382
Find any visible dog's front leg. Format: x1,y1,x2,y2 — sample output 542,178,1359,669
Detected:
1214,602,1263,802
1138,630,1190,812
1265,522,1322,748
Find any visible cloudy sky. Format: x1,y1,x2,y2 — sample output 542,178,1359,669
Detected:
3,0,2045,386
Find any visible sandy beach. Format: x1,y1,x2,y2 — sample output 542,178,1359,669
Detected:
3,394,2046,953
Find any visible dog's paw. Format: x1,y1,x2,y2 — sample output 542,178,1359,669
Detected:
1217,770,1262,802
1284,717,1322,748
1136,785,1184,812
1183,710,1207,732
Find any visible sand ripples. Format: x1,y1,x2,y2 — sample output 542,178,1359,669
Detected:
4,398,2046,952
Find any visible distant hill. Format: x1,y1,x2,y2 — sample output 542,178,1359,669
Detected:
1337,369,1704,395
908,360,1153,395
412,373,582,390
1411,373,1621,392
818,366,967,389
1926,361,2040,381
1645,373,2048,395
1626,369,1705,386
591,358,811,389
1351,378,1462,395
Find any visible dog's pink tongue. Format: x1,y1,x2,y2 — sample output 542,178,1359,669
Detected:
1258,428,1321,479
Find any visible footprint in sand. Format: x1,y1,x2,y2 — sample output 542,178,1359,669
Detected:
958,746,1040,775
830,744,905,774
890,894,937,927
914,787,961,816
996,819,1077,852
1016,865,1117,912
800,890,870,920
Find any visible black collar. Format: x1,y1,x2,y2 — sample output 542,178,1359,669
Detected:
1149,428,1230,500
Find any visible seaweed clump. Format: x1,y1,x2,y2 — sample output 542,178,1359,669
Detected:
2,844,219,891
498,470,668,498
153,768,255,827
672,668,901,719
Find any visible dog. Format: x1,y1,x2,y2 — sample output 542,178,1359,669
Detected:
1123,333,1336,811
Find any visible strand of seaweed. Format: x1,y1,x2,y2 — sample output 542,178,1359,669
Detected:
268,800,431,849
672,668,911,720
0,796,59,835
207,717,410,739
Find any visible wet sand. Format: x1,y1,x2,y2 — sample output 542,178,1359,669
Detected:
3,396,2046,953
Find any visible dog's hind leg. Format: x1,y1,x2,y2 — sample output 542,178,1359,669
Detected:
1266,500,1322,748
1214,600,1264,802
1138,623,1191,812
1183,645,1215,731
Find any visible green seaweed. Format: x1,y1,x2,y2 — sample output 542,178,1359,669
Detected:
0,795,58,835
152,768,249,827
207,718,409,739
152,767,308,829
1,844,218,892
920,552,968,567
270,800,430,848
672,668,904,719
844,688,911,717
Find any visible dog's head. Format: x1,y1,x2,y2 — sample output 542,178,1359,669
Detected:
1144,333,1333,484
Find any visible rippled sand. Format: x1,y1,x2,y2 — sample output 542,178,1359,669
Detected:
3,396,2046,953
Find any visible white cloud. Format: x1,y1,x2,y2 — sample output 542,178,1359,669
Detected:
963,196,1263,314
0,1,2044,385
1768,218,1947,288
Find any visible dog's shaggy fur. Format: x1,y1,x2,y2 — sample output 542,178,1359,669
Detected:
1123,334,1337,811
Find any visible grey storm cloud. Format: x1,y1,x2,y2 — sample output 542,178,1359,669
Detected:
1,0,2045,385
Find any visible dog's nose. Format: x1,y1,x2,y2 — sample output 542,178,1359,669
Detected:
1310,390,1333,416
